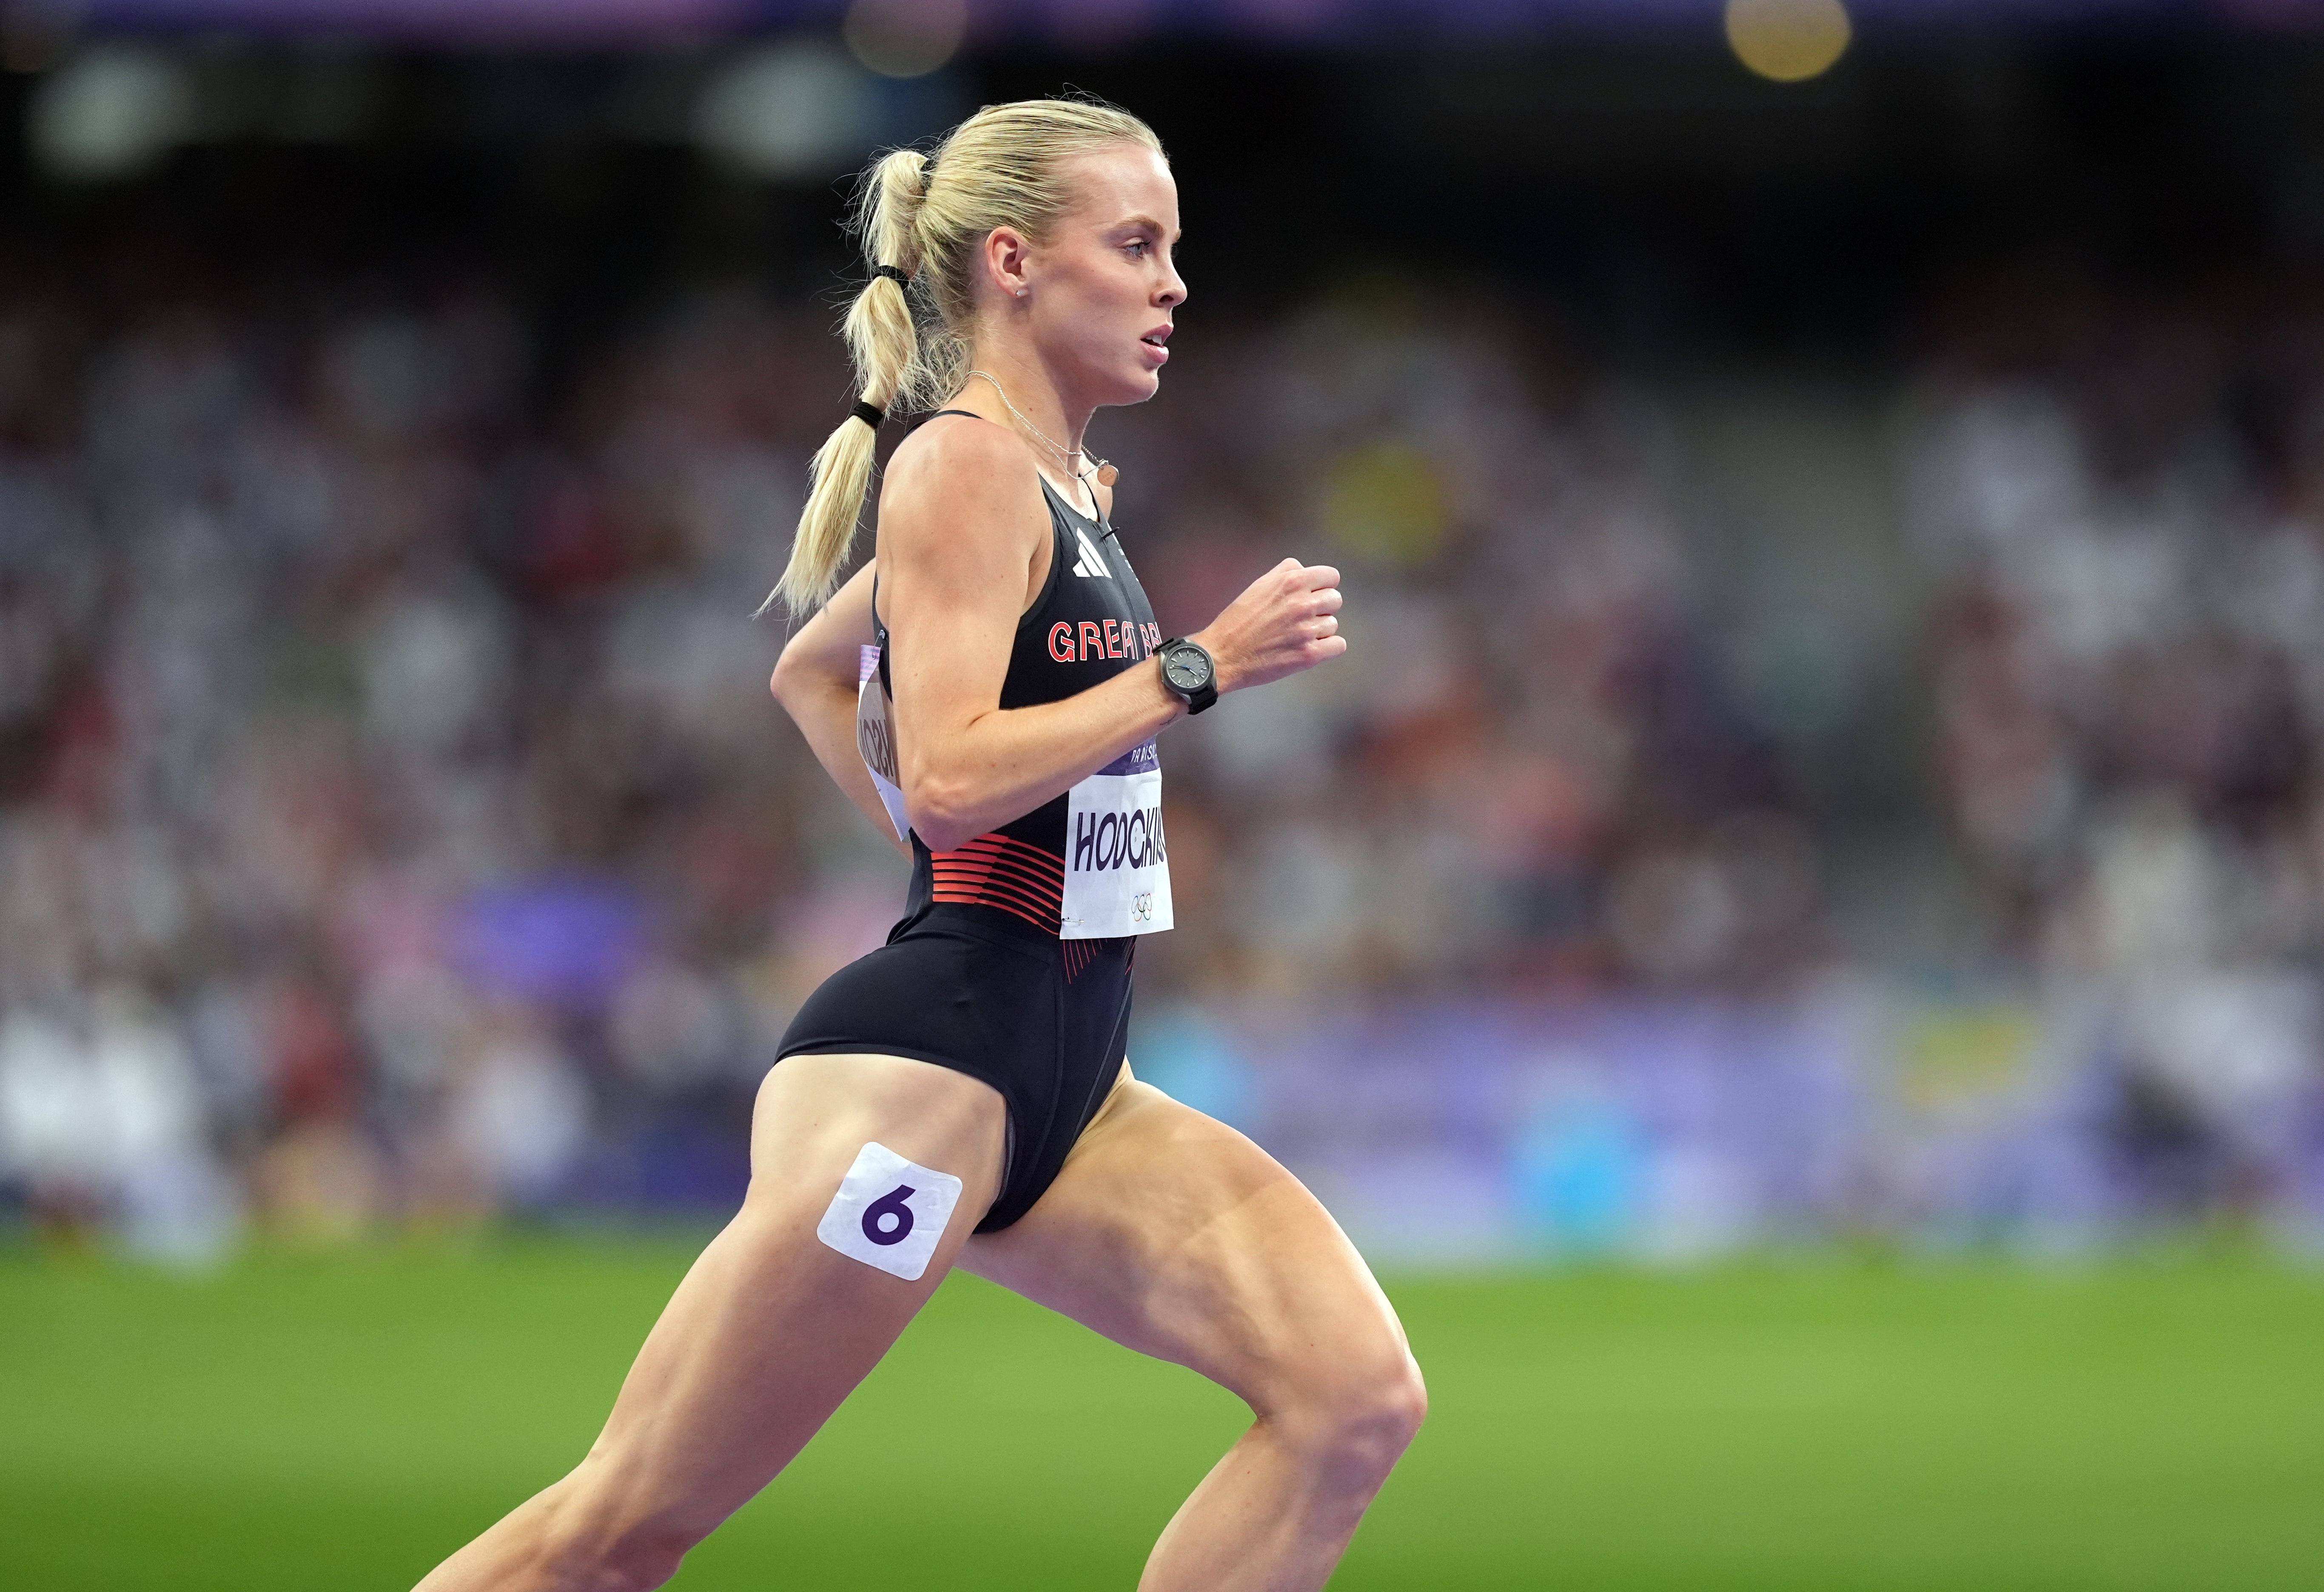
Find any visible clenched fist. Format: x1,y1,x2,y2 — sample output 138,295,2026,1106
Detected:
1193,558,1345,695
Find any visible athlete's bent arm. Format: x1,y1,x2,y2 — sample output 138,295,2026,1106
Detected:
879,420,1344,853
769,562,910,859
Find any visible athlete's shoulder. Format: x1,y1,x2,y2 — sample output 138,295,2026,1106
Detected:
886,409,1028,495
875,410,1046,574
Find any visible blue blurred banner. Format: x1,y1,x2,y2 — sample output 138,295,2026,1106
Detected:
1138,987,2324,1265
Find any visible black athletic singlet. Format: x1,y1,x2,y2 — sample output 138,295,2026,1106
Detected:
776,412,1170,1231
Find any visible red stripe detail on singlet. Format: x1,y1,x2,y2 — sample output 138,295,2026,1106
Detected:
938,835,1065,904
928,832,1065,933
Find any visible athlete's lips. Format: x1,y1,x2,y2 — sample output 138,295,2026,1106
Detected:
1139,324,1172,366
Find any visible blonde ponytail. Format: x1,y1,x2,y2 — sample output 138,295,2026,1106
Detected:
765,148,929,616
763,97,1164,618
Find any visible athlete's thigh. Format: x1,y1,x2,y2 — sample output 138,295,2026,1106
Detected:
578,1052,1006,1538
958,1073,1407,1408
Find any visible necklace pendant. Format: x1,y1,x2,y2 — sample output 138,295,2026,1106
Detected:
1096,463,1118,487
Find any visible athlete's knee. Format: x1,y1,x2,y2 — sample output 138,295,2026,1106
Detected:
1269,1333,1427,1487
1330,1343,1428,1473
524,1470,707,1592
563,1522,694,1592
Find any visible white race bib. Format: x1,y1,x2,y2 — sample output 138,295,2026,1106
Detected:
856,647,912,844
1060,742,1173,940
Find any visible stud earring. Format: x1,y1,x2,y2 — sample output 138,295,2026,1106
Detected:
1017,287,1028,298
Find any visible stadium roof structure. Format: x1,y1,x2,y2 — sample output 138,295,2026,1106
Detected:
51,0,2324,43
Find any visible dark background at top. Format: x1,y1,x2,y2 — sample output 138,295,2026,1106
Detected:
5,34,2322,405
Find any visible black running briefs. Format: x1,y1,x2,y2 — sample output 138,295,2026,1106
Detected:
776,904,1133,1231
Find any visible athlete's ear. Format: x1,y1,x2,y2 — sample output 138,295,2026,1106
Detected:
984,225,1034,304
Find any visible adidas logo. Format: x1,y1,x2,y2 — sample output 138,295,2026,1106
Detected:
1071,525,1111,579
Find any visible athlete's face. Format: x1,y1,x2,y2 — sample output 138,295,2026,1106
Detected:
1020,143,1185,408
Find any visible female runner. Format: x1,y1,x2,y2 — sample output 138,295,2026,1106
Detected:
416,97,1424,1592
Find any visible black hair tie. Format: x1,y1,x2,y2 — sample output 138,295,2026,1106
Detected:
851,400,886,429
872,264,911,287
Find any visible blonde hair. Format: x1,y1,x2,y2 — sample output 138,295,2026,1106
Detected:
763,97,1165,617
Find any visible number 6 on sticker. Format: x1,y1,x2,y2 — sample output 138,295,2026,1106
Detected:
816,1142,962,1281
860,1185,915,1245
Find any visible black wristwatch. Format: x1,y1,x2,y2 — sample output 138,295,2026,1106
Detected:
1157,637,1218,715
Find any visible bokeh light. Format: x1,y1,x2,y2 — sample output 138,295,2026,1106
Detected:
1725,0,1851,83
843,0,969,80
692,40,872,178
27,47,194,181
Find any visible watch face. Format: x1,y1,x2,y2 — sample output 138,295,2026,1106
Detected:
1164,650,1208,691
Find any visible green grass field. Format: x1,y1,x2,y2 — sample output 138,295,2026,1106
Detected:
4,1239,2321,1590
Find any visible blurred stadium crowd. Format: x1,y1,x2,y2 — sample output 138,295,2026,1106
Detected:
3,253,2323,1259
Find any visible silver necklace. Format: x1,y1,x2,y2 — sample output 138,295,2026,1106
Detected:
968,370,1119,494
